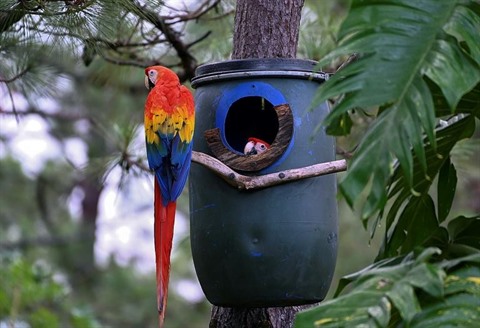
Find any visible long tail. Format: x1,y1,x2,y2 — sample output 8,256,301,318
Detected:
154,180,176,328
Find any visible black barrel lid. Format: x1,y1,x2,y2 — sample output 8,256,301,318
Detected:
191,58,328,88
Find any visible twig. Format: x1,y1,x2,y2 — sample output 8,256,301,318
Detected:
101,54,155,68
1,107,90,121
336,53,358,72
186,31,212,49
130,1,197,81
163,0,221,24
191,151,347,190
5,85,19,121
0,67,29,83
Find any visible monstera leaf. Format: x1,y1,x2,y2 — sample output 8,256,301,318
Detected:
314,0,480,219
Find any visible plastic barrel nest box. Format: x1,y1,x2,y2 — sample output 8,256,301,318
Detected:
189,58,338,307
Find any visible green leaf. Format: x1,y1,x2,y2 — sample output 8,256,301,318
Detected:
386,283,419,322
295,248,445,328
70,308,102,328
441,253,480,273
296,250,480,328
387,194,438,257
407,263,445,298
423,35,480,110
325,111,353,136
443,4,480,64
334,256,404,297
410,259,480,328
294,290,391,328
410,293,480,328
315,0,459,120
313,0,480,219
437,158,457,223
377,116,476,259
434,82,480,118
339,76,436,214
444,267,480,296
30,308,60,328
448,215,480,250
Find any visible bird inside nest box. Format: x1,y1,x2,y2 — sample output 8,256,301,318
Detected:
189,59,338,307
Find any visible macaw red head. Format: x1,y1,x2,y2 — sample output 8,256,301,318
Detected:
244,137,271,155
144,66,180,90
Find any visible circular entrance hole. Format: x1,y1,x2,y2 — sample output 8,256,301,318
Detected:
224,96,279,153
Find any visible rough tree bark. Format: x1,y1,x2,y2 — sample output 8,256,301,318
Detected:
210,1,310,327
231,0,304,59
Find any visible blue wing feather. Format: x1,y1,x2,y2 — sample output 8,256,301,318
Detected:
147,133,192,207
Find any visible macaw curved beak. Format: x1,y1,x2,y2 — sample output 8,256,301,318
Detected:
144,75,150,90
244,141,254,155
145,75,156,90
247,148,257,155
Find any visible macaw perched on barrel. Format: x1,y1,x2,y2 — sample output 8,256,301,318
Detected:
144,66,195,327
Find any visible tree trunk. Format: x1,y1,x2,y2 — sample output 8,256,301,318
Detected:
210,304,317,328
77,177,103,285
63,177,103,290
210,0,308,327
231,0,304,59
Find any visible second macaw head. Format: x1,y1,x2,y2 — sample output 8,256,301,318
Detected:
244,137,271,155
144,66,180,90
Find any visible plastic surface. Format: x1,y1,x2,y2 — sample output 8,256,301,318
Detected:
189,59,338,307
191,58,329,87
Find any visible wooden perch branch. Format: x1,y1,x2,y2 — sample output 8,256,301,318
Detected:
191,151,347,190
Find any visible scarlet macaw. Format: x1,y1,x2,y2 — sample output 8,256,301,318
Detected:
144,66,195,327
244,137,270,155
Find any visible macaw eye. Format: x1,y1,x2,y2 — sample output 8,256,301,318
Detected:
259,144,266,150
149,70,155,76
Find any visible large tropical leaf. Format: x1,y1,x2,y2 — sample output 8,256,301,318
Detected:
376,115,476,259
294,249,480,328
434,81,480,118
313,0,480,218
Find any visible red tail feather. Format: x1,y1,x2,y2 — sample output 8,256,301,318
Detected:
154,180,176,328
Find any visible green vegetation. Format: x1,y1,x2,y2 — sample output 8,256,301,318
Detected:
296,1,480,326
1,0,478,327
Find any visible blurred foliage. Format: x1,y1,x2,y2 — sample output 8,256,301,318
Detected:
1,0,479,327
1,1,226,326
0,256,100,328
299,0,350,66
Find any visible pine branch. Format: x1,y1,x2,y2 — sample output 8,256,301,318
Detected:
0,2,27,33
0,0,84,31
130,0,198,81
2,0,222,81
0,67,29,83
163,0,221,24
186,31,212,50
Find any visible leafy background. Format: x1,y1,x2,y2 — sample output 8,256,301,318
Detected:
296,0,480,326
1,0,479,327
